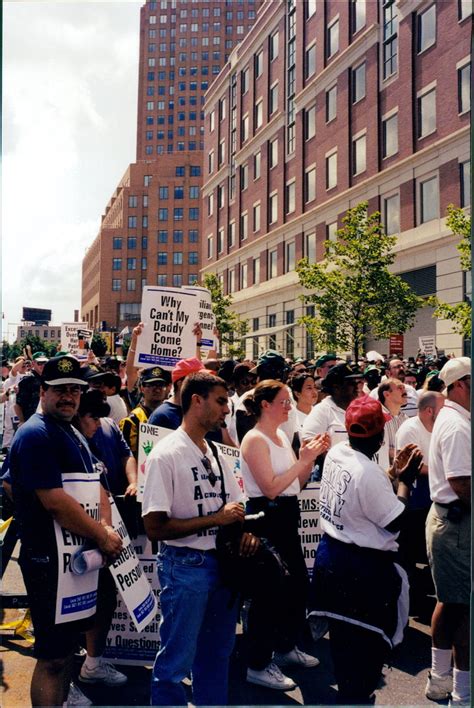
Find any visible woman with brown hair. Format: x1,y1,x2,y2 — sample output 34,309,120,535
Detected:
240,380,329,691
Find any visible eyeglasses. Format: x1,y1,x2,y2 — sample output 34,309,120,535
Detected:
201,456,218,487
277,398,292,407
142,381,166,388
50,385,83,395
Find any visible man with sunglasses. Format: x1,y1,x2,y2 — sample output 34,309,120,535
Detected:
119,366,171,458
142,371,256,707
9,355,122,707
425,357,471,707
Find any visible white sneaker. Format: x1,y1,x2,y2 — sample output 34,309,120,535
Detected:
79,660,128,686
425,671,453,700
247,662,297,690
66,682,92,707
274,647,320,668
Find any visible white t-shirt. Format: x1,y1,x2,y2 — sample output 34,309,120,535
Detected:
106,394,128,425
301,395,347,446
396,416,431,464
142,426,245,550
428,401,471,504
241,429,299,498
320,441,404,551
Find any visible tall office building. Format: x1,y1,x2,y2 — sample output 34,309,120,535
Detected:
202,0,471,359
81,0,262,331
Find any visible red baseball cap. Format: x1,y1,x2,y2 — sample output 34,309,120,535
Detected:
172,357,207,383
345,395,390,438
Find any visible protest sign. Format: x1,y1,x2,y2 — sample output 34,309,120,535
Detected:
61,323,93,357
418,335,437,356
184,286,216,355
135,287,200,369
108,498,157,633
137,423,173,501
298,483,321,575
54,471,101,624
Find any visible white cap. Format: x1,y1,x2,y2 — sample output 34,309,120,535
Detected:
439,356,471,388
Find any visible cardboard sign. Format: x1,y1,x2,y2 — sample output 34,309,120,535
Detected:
137,423,173,501
108,498,157,633
61,323,93,357
184,286,216,354
135,287,200,369
298,484,321,575
418,336,437,356
389,334,404,356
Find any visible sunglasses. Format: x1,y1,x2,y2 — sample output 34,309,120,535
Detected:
201,456,218,487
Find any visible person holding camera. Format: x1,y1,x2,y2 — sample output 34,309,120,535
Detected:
425,357,471,707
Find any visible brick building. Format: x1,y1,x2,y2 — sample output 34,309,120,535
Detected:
81,0,262,331
202,0,471,359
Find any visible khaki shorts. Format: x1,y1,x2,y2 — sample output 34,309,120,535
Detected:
426,503,471,605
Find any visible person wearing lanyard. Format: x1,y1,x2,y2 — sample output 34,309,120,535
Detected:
240,380,329,691
9,355,122,707
142,371,258,706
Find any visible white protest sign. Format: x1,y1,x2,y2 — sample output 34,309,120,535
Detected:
298,483,321,576
135,287,200,369
105,533,161,665
418,336,437,356
184,286,216,355
61,323,93,357
108,498,157,633
54,471,101,624
137,423,173,501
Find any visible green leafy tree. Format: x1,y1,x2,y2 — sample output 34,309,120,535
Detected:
429,205,471,338
297,202,423,362
90,333,108,357
202,273,249,358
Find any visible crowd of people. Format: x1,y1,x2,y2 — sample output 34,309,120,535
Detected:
0,327,470,707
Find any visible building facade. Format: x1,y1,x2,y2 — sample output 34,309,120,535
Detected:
202,0,471,359
82,0,263,331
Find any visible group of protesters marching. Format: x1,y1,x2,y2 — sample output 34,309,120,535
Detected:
0,322,470,707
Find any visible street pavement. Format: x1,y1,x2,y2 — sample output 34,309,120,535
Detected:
2,544,443,707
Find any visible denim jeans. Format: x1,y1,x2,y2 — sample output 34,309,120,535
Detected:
151,544,238,706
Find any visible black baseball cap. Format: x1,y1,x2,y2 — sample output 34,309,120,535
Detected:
140,366,171,385
322,362,363,392
41,355,86,387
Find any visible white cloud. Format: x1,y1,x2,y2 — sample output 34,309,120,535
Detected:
2,1,141,340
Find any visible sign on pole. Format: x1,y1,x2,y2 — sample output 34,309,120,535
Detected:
184,286,216,355
135,287,200,369
389,334,404,356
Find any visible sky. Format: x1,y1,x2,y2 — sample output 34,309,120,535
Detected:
2,0,143,341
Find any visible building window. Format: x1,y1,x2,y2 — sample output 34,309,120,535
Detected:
112,279,121,291
460,161,471,207
327,222,338,242
176,166,185,176
241,263,248,289
217,228,224,253
255,50,263,78
240,163,248,191
113,237,122,250
417,4,436,53
190,165,201,176
459,0,473,21
305,232,316,262
141,257,147,270
253,203,261,231
305,43,316,79
173,208,183,221
240,213,248,240
326,151,337,190
286,181,295,214
305,167,316,203
269,250,278,278
128,216,137,228
285,241,295,272
351,0,366,34
305,105,316,140
306,0,317,20
173,274,183,287
127,258,137,270
352,62,366,103
270,31,279,61
159,186,168,199
241,115,249,142
189,251,199,265
269,192,278,224
207,235,213,259
326,84,337,122
382,0,398,79
255,100,263,129
112,258,122,271
157,252,168,265
142,235,148,250
352,134,366,175
382,112,398,158
241,67,249,93
228,222,236,248
189,186,199,199
458,62,471,114
269,138,278,168
127,236,137,249
417,86,436,138
269,83,278,114
128,195,137,208
383,194,400,235
419,175,439,223
254,257,260,285
254,151,261,179
189,208,199,220
158,208,168,221
327,17,339,58
158,230,168,243
207,193,214,217
127,279,136,291
157,274,167,286
173,230,183,243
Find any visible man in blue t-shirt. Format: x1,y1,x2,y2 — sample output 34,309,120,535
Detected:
9,355,122,707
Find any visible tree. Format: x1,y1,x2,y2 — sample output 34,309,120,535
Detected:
429,205,471,339
297,202,423,362
90,333,108,357
201,273,249,359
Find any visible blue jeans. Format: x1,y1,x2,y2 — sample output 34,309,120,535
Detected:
151,544,238,706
